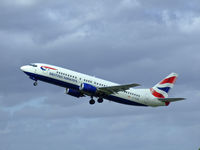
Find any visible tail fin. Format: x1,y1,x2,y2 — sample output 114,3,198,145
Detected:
150,73,178,99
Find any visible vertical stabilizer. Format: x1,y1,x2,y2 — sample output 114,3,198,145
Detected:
150,73,178,99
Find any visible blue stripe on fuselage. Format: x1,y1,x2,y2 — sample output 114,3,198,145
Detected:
23,71,147,107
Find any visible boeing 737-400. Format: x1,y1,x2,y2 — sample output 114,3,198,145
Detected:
20,63,185,107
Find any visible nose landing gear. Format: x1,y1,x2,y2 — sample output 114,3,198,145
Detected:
33,81,38,86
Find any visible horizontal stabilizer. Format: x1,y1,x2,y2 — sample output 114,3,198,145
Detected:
158,98,185,102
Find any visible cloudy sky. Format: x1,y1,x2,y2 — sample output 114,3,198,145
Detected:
0,0,200,149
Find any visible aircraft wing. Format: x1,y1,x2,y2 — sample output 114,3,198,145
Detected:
158,98,185,102
98,83,140,95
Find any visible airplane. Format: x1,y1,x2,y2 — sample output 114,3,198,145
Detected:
20,63,185,107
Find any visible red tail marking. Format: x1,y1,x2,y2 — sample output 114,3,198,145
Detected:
150,88,165,98
160,76,176,84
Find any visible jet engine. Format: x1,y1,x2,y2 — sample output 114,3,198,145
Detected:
79,83,97,94
66,88,82,98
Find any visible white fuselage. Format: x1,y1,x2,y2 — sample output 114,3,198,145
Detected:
20,63,166,107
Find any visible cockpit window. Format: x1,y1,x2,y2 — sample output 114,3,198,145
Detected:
29,64,37,67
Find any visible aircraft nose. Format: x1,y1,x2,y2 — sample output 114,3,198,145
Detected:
20,65,27,72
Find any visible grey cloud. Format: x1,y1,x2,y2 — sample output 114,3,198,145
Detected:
0,0,200,150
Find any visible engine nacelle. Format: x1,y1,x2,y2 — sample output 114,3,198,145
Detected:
66,88,82,98
79,83,97,94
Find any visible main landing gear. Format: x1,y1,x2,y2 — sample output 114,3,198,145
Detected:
97,98,103,103
89,99,95,105
89,97,104,105
33,81,38,86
